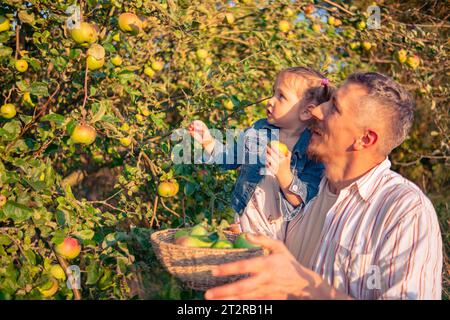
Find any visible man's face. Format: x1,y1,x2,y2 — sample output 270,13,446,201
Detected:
307,82,369,163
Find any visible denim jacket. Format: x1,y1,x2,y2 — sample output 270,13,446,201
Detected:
206,119,324,221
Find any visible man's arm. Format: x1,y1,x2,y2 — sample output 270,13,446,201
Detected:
205,234,352,300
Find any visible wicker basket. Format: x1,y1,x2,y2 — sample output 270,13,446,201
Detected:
150,229,265,291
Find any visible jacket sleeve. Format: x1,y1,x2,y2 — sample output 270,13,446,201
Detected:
279,158,324,221
206,119,268,171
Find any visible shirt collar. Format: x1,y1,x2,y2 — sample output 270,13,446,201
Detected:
354,158,391,201
318,157,391,202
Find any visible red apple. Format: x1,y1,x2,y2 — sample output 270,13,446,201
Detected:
55,237,81,260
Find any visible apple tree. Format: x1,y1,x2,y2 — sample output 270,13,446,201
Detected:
0,0,448,299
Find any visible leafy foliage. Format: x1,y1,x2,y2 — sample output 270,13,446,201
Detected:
0,0,448,299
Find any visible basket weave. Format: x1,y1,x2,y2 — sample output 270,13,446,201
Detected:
150,229,265,291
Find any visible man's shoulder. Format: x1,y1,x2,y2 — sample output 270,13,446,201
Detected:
370,169,438,225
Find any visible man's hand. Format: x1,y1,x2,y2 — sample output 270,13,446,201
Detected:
204,234,351,300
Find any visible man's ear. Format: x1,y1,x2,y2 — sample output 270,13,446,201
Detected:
354,129,378,151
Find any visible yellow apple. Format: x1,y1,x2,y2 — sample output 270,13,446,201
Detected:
120,123,130,131
144,66,155,77
395,49,407,64
50,265,66,281
87,56,104,70
118,12,143,34
0,194,6,207
328,16,335,26
38,278,59,298
0,103,16,119
312,24,321,33
15,59,28,72
196,49,208,59
406,55,420,69
356,20,366,30
120,137,132,147
0,16,11,33
278,20,290,33
111,55,123,66
71,124,97,145
362,41,372,51
151,60,164,72
269,141,289,157
225,13,235,25
157,180,179,197
223,99,234,110
70,22,98,46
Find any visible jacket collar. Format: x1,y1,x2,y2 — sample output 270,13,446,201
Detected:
259,119,312,157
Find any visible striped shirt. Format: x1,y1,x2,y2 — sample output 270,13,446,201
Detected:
285,158,443,300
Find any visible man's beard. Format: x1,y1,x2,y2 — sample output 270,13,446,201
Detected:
307,119,324,162
307,143,322,163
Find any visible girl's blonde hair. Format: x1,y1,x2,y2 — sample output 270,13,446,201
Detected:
275,66,335,106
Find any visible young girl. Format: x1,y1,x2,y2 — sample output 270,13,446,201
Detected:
188,67,334,241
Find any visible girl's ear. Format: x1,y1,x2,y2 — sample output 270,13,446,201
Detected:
299,103,314,121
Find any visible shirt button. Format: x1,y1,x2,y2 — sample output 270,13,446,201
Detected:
292,185,298,191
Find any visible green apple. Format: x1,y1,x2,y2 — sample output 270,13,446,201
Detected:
211,240,234,249
71,124,97,145
190,224,209,236
233,233,261,249
174,236,213,248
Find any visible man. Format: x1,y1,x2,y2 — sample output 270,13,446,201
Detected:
205,72,443,300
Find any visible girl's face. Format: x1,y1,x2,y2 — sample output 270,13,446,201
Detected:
266,73,309,129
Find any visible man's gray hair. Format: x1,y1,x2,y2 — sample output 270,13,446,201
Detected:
346,72,415,155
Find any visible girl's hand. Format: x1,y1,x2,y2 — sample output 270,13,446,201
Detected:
266,144,293,187
187,120,214,148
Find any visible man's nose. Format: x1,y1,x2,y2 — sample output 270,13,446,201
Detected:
309,102,326,121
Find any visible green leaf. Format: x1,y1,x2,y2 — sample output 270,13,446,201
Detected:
41,113,65,125
73,229,95,240
86,260,100,285
51,230,66,245
30,82,49,97
3,201,32,223
0,121,21,141
0,46,13,59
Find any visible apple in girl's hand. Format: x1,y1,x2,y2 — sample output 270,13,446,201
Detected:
269,141,289,157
